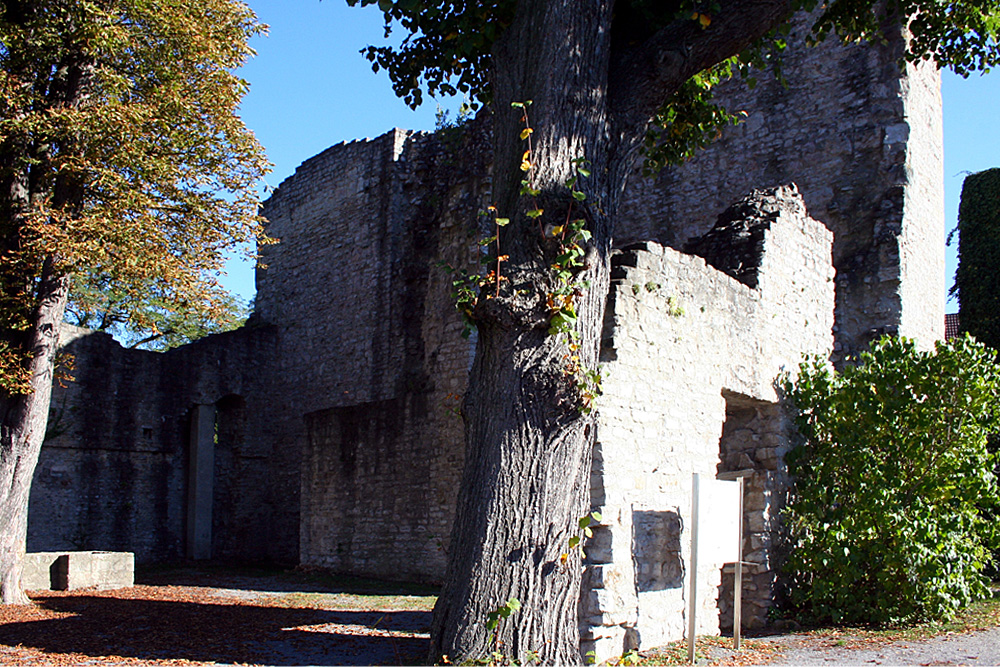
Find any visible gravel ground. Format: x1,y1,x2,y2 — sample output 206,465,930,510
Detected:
761,626,1000,666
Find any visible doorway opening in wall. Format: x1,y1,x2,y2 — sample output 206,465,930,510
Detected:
185,395,247,561
213,394,246,559
716,390,785,633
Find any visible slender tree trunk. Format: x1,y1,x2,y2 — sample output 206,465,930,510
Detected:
430,1,627,663
0,260,70,604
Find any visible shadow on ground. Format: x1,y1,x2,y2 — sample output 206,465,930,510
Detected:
137,561,439,597
7,593,430,666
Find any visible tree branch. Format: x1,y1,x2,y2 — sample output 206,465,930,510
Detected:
608,0,793,143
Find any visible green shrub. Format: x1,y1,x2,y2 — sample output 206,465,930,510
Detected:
782,335,1000,626
953,167,1000,352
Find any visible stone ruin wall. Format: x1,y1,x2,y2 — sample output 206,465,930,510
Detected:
265,125,492,581
582,186,835,662
617,20,944,358
32,123,494,581
31,323,279,563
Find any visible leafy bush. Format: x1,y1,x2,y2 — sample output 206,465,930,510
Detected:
782,335,1000,625
953,168,1000,352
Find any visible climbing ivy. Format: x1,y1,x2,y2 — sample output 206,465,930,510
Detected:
952,168,1000,353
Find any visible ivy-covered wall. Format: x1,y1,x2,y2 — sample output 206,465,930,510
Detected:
955,168,1000,351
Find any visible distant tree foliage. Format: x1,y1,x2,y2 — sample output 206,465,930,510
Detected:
65,278,250,351
782,336,1000,625
953,168,1000,353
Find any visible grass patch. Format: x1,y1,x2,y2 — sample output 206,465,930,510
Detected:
136,561,438,601
269,590,435,612
288,565,439,597
620,588,1000,666
627,636,783,666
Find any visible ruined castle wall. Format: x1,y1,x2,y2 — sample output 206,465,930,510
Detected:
616,22,943,357
29,324,278,564
582,187,834,661
166,326,281,561
30,326,185,562
30,21,941,582
260,124,490,581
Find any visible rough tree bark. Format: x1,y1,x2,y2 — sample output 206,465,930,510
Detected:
430,0,794,662
0,7,92,602
0,264,70,604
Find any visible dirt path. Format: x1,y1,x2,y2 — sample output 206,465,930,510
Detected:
0,565,434,666
2,566,998,666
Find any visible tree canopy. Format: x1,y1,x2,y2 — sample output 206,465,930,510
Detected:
0,0,268,604
953,168,1000,353
350,0,999,170
0,0,268,387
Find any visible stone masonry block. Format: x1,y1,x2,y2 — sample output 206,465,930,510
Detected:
24,551,134,591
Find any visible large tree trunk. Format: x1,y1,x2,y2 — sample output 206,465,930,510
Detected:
0,260,70,604
429,2,623,663
428,0,798,661
0,7,93,604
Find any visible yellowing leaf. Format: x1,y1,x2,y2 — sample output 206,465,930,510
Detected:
699,13,711,27
520,127,533,140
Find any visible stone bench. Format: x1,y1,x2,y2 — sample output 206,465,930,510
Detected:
24,551,134,591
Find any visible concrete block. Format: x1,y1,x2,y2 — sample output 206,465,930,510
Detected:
24,551,134,591
23,552,62,590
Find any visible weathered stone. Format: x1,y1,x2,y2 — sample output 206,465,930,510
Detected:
24,551,133,591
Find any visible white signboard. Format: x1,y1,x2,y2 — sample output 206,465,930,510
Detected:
687,472,743,662
696,476,741,563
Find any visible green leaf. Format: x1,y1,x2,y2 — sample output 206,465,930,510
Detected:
495,217,510,227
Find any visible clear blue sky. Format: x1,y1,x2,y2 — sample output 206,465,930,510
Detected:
226,0,999,313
